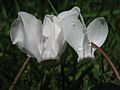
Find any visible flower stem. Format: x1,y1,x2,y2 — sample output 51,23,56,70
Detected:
91,42,120,80
9,57,30,90
48,0,58,15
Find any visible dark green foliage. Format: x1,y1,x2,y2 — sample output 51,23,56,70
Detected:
91,82,120,90
0,0,120,90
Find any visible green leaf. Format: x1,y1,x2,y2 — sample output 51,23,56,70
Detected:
111,80,120,86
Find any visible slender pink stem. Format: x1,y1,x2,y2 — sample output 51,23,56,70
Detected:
91,42,120,80
9,57,30,90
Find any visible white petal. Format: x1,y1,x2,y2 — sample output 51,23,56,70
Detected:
83,34,95,60
42,15,56,59
10,18,25,52
10,12,43,62
87,17,108,56
42,15,54,59
58,6,80,19
42,15,53,38
60,8,85,60
79,13,95,60
42,15,65,60
87,17,108,46
53,16,66,58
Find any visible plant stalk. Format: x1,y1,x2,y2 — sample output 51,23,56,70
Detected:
9,57,30,90
91,42,120,80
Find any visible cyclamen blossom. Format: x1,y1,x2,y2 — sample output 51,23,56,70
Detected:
10,12,65,63
60,7,108,62
10,7,108,63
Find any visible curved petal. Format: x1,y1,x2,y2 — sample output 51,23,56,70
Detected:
42,15,55,59
87,17,108,55
52,16,66,57
10,12,43,62
10,18,25,52
42,15,65,60
58,6,80,19
87,17,108,47
60,8,85,61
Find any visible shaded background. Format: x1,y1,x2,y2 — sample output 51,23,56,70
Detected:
0,0,120,90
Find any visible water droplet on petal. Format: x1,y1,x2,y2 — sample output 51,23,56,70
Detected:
72,22,75,26
78,48,82,51
88,42,91,46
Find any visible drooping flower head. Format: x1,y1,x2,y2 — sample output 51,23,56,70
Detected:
60,7,108,62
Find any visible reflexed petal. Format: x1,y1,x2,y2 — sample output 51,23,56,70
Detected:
87,17,108,54
56,31,66,57
60,8,85,60
42,15,55,59
10,12,43,62
43,15,61,39
42,15,65,60
87,17,108,47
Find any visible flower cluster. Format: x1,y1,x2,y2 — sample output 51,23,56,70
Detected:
10,7,108,63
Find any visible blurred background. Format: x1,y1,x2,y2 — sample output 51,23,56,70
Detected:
0,0,120,90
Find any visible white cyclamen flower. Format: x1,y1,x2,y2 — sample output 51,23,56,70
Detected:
10,12,65,63
60,7,108,62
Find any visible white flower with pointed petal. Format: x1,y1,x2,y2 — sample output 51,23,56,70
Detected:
60,7,108,62
42,15,65,60
10,12,44,62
